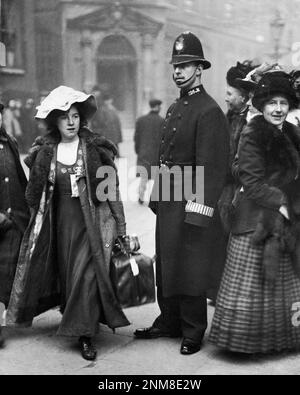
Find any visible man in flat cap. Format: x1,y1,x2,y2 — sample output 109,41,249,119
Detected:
134,99,164,204
134,32,229,355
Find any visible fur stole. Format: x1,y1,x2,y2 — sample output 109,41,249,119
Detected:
245,115,300,176
25,127,118,210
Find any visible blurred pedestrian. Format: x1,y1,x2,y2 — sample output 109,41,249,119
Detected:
134,32,229,355
19,98,39,153
101,93,123,157
2,99,23,142
134,99,164,204
209,71,300,354
0,101,30,347
6,86,130,360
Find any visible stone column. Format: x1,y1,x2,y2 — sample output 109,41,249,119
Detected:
80,29,94,92
141,33,154,113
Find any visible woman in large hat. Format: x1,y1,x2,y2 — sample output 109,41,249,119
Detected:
209,72,300,353
6,86,130,360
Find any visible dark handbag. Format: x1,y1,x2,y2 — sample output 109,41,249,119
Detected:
110,239,156,308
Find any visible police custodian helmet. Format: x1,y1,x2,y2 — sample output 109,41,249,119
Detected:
170,31,211,69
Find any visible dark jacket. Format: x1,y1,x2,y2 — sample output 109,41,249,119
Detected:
6,127,129,329
150,85,230,296
232,115,300,234
217,107,248,234
134,110,164,177
0,127,30,305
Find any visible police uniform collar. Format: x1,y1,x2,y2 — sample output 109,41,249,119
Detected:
180,85,204,98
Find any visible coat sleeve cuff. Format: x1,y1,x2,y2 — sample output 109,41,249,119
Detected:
184,200,214,227
117,222,126,236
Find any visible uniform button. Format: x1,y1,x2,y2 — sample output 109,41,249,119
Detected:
184,101,189,105
167,112,171,117
7,208,11,214
161,139,165,143
4,177,9,183
170,142,174,147
49,185,54,191
105,243,110,248
178,114,182,119
173,127,176,132
0,144,3,149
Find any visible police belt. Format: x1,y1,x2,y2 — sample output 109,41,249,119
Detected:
159,160,195,170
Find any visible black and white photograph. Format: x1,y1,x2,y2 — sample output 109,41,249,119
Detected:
1,0,300,378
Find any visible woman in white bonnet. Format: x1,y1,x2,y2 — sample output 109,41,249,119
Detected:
6,86,130,361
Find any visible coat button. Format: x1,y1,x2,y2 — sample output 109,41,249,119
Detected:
178,114,182,119
173,127,176,132
0,144,3,149
7,207,11,214
184,101,189,105
49,185,54,191
105,243,110,248
4,177,9,183
170,142,174,147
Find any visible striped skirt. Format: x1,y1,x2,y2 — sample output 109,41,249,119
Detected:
208,233,300,354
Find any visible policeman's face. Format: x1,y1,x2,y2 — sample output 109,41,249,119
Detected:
263,95,289,128
173,62,201,89
225,85,247,112
57,105,80,142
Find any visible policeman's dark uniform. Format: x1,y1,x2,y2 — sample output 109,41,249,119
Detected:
135,32,229,351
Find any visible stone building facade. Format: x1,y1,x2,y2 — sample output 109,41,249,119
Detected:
1,0,299,129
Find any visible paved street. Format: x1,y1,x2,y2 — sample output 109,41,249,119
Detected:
0,137,300,375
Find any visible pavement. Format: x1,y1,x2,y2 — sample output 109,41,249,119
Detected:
0,137,300,375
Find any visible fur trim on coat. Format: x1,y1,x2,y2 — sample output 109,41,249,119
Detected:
246,116,300,178
248,116,300,282
25,127,118,210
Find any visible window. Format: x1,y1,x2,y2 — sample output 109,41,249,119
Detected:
0,0,24,69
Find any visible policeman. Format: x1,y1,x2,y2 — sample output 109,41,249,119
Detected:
134,32,229,354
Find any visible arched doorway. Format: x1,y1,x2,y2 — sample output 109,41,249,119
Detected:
97,35,137,131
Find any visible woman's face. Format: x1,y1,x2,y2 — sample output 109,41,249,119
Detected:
57,105,80,141
263,95,289,128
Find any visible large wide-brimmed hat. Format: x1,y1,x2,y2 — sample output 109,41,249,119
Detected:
226,61,257,90
170,31,211,69
35,85,97,121
252,71,297,111
235,62,281,92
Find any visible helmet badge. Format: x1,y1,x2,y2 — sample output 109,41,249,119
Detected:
175,36,185,53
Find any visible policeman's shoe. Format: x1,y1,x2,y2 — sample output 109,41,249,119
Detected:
78,336,97,361
134,326,181,339
180,338,202,355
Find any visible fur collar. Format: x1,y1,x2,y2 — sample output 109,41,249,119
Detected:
246,115,300,172
25,127,118,210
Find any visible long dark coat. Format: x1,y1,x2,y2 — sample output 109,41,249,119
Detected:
150,85,229,297
6,127,129,329
134,110,164,177
232,115,300,234
0,128,29,305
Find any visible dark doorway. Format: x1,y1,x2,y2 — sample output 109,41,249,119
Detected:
97,35,137,130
